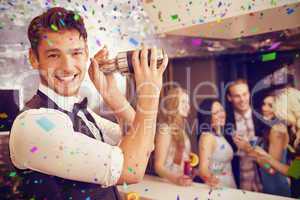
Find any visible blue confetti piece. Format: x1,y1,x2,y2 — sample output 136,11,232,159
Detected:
59,19,65,26
129,38,139,46
176,194,180,200
36,117,55,132
287,8,295,15
82,5,87,11
85,197,91,200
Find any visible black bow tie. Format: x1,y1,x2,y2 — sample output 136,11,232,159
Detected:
72,97,88,115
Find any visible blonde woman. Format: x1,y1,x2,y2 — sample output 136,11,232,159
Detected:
154,87,192,186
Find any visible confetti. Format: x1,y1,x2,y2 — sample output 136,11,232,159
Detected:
74,14,80,21
9,172,16,177
36,117,55,132
264,163,271,169
0,124,5,129
96,39,101,47
50,24,58,32
176,194,180,200
287,8,295,15
82,5,87,12
262,52,276,62
85,197,91,200
59,19,65,26
220,144,225,150
129,38,139,46
30,146,38,153
268,42,281,50
271,0,277,6
192,38,202,46
251,27,258,33
0,112,8,119
128,167,134,173
171,14,179,21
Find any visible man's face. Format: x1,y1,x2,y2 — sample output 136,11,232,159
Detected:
227,83,251,114
30,29,88,96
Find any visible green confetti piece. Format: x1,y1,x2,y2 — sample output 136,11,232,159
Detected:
271,0,277,6
251,27,258,33
92,9,95,15
74,14,80,21
128,167,134,173
171,14,179,21
50,24,58,32
264,163,271,169
262,52,276,62
9,172,16,177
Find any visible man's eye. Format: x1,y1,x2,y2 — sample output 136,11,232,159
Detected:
73,51,83,56
48,54,59,58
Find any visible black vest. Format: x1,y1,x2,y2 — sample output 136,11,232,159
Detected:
14,91,121,200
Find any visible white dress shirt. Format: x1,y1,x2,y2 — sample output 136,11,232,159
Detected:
9,84,124,187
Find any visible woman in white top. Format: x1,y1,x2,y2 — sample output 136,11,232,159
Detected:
197,98,237,188
154,86,192,186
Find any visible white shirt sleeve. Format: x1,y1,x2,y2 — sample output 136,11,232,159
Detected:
9,108,124,187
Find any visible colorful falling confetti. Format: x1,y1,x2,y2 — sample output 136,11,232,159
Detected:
74,14,80,21
9,172,16,177
30,146,38,153
287,8,295,15
50,24,58,32
129,38,139,46
36,117,55,132
171,14,179,21
191,38,202,46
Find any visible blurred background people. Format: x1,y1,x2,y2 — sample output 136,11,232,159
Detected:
197,98,236,188
154,86,193,186
226,79,262,192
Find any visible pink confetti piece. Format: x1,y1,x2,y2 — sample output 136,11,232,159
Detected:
268,42,281,50
192,38,202,46
30,146,38,153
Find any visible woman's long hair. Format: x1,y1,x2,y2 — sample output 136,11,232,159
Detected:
158,87,188,147
197,98,223,141
273,87,300,155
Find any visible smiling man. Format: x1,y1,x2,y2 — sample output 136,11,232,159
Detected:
225,79,263,192
8,7,168,200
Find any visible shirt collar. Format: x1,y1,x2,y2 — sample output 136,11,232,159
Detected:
38,83,81,112
234,108,252,120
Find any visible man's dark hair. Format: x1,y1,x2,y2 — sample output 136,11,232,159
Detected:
28,7,87,56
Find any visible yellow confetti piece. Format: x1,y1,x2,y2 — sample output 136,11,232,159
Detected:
50,24,58,32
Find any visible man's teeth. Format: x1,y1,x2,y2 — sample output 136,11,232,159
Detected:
57,75,75,82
